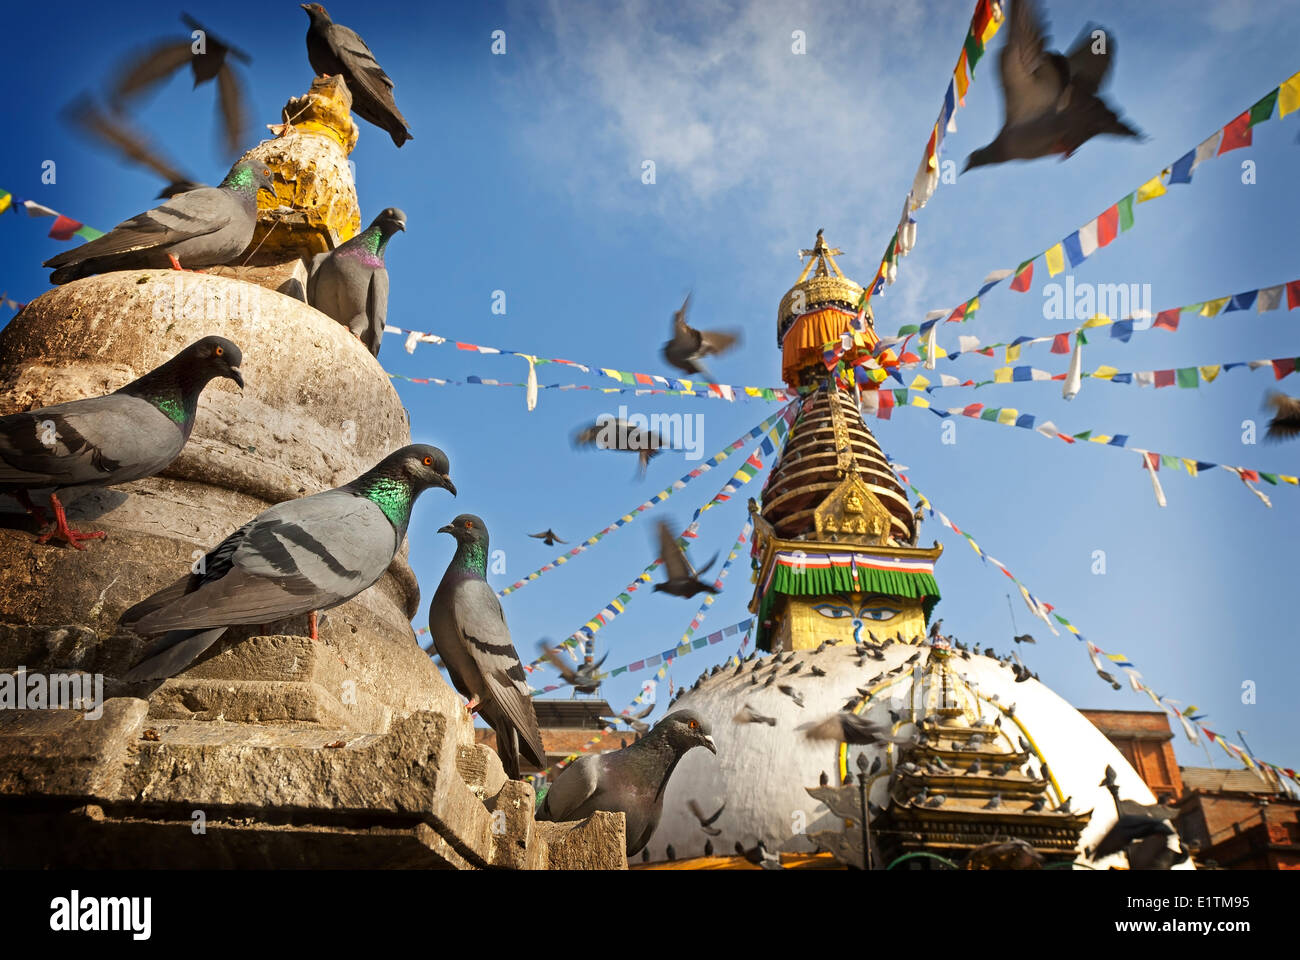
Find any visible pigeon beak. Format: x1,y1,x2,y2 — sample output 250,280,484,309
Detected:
702,734,717,754
437,523,455,536
436,475,457,497
228,366,244,390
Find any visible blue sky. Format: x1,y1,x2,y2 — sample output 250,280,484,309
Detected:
1,1,1297,775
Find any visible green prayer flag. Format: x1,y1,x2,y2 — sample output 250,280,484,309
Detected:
1260,472,1279,485
1073,430,1092,440
964,32,984,73
981,408,999,421
1249,89,1279,126
1176,367,1199,388
897,324,920,335
1117,193,1135,231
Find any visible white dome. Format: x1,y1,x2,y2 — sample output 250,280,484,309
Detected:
649,640,1190,869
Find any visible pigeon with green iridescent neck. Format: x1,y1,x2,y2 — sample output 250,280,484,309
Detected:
0,336,243,549
306,207,405,356
42,160,274,284
120,444,454,681
428,514,545,779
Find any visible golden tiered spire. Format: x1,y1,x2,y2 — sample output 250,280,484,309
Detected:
777,230,875,387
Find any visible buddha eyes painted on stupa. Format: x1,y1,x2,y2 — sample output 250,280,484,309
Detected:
812,599,901,622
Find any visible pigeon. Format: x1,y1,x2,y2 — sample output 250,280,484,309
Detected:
992,762,1012,776
733,703,777,727
1129,836,1189,871
1089,816,1175,862
121,444,454,681
868,755,882,776
661,293,741,378
602,702,655,735
786,662,803,675
640,848,649,863
43,160,274,283
1013,633,1036,644
63,96,202,200
778,684,805,708
110,13,252,155
1055,796,1073,813
1265,392,1300,442
428,514,544,779
1018,736,1031,753
306,207,405,357
528,528,567,546
652,520,719,598
539,642,609,696
965,759,983,776
1027,796,1047,812
819,771,829,786
963,839,1044,870
964,0,1140,172
666,844,676,861
809,665,827,677
800,713,917,746
735,840,782,870
927,618,944,640
923,793,947,809
1100,766,1177,820
537,711,716,856
1,337,243,549
301,4,412,147
688,799,726,836
983,793,1003,810
1011,651,1033,683
573,417,666,478
704,838,714,857
1097,669,1122,690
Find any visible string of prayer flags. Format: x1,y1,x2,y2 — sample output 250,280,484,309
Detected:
677,520,752,645
887,68,1300,338
897,468,1298,785
387,371,787,403
0,189,105,241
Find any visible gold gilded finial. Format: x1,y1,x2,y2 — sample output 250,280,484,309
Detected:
796,229,847,282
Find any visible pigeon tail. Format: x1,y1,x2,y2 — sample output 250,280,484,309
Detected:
123,626,228,681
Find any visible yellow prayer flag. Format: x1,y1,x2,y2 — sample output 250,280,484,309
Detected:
1280,474,1299,484
981,14,1002,45
0,194,10,215
1182,458,1199,476
1090,434,1112,444
1092,365,1118,380
745,386,761,397
910,395,930,408
1199,365,1221,383
994,367,1013,384
909,374,931,390
1006,343,1021,362
1280,70,1300,118
997,408,1018,425
1083,314,1113,328
1137,173,1168,203
1199,297,1230,317
1045,243,1065,276
954,50,970,102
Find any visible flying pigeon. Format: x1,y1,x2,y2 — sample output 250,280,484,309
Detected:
652,520,718,598
529,528,567,546
1265,392,1300,441
1088,815,1175,862
306,207,405,357
121,444,454,681
43,160,274,283
778,684,805,708
537,710,716,856
688,799,726,836
429,514,544,780
732,703,777,727
735,840,783,870
661,293,741,378
1,337,243,549
63,96,203,200
1013,633,1036,644
539,641,608,696
602,702,655,735
1100,765,1177,820
573,417,667,478
800,713,917,746
965,0,1139,172
963,838,1044,870
301,4,413,147
110,13,252,156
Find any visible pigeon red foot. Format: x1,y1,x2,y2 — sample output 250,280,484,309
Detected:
167,254,205,274
34,493,106,550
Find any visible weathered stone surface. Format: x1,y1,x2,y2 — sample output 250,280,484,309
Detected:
486,779,545,870
539,812,630,870
0,697,147,799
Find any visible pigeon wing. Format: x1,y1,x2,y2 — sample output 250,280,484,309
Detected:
999,0,1069,126
539,754,602,822
65,98,195,187
111,40,194,102
1064,22,1114,97
697,329,740,357
365,265,389,356
658,522,692,581
215,63,248,156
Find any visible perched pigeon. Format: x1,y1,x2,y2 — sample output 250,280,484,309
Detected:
301,4,412,147
537,710,716,856
983,793,1003,810
704,838,714,857
539,641,608,696
688,799,726,836
1,337,243,549
121,444,454,681
965,0,1140,171
573,417,666,478
652,520,718,598
43,160,274,283
1265,392,1300,441
778,684,805,708
1027,796,1047,812
661,293,740,378
732,702,777,727
110,13,251,155
429,514,544,780
306,207,405,357
528,528,567,546
800,713,917,746
63,96,202,200
735,840,783,870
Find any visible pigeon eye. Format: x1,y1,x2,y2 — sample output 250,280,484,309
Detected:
465,521,473,529
423,456,433,466
689,720,697,730
214,346,223,356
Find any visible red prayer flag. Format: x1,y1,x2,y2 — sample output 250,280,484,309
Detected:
1273,357,1296,380
962,403,984,417
971,0,993,35
946,302,968,323
1050,332,1071,354
48,215,82,241
1144,452,1159,471
1154,369,1176,388
1217,110,1252,154
1241,469,1260,482
1287,280,1300,309
1009,260,1034,292
1097,205,1119,246
1153,309,1180,331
